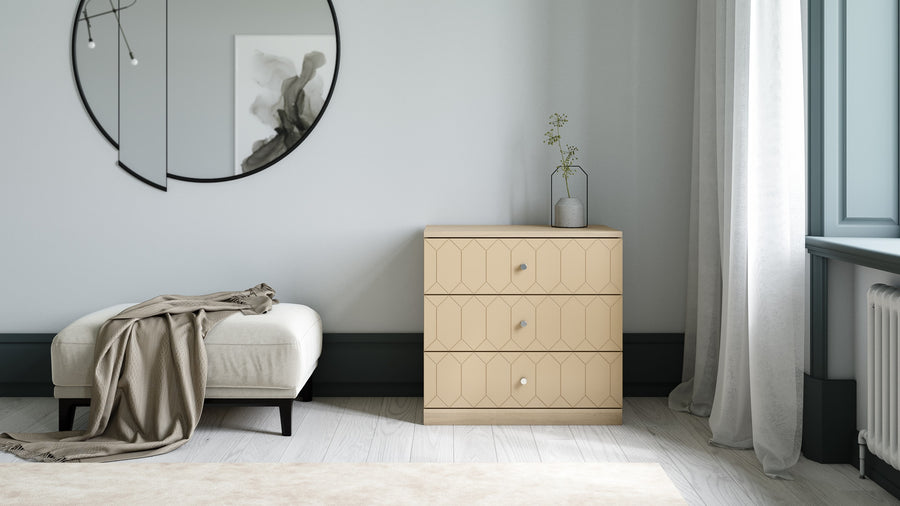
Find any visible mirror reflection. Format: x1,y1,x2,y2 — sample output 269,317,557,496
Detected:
73,0,339,189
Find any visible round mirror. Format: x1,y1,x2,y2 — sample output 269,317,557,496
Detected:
72,0,339,189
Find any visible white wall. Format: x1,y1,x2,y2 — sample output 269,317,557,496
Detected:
852,266,900,428
826,262,900,428
0,0,696,334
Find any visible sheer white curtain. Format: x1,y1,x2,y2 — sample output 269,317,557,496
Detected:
668,0,805,478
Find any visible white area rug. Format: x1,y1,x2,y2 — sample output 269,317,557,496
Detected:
0,462,685,505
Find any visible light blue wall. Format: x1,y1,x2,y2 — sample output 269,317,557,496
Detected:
0,0,696,334
823,0,899,237
845,0,898,222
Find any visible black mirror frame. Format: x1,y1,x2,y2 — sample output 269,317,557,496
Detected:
70,0,341,190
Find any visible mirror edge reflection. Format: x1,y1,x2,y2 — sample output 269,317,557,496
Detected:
71,0,118,151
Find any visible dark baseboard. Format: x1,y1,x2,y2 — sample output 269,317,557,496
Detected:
622,333,683,397
624,383,680,397
860,449,900,500
315,382,423,397
0,383,53,397
801,374,857,464
313,333,424,397
0,332,684,398
0,334,54,396
798,374,898,500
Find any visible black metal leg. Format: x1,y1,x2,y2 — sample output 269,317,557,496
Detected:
278,399,293,436
298,380,313,402
58,399,81,431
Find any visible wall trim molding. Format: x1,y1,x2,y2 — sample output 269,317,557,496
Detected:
807,237,900,276
808,0,824,236
801,373,856,464
0,333,55,397
862,449,900,500
0,332,684,398
817,0,900,237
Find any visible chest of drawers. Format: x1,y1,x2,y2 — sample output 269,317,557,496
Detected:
423,225,623,425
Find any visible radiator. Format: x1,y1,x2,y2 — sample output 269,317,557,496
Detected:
859,283,900,476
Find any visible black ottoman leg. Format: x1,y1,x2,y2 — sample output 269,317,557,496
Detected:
58,399,78,431
278,399,293,436
298,380,313,402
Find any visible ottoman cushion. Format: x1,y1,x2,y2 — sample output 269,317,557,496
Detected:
51,303,322,398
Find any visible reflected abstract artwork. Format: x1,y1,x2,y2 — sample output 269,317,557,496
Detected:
234,35,336,174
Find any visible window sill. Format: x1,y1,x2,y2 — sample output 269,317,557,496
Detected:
806,236,900,275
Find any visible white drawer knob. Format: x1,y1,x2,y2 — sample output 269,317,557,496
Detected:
519,320,528,328
520,377,528,385
519,263,528,271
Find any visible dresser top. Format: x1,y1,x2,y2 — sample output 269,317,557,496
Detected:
424,225,622,238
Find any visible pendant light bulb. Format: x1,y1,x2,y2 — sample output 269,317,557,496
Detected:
129,51,138,66
88,39,96,49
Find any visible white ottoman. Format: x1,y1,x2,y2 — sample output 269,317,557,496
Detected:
51,303,322,436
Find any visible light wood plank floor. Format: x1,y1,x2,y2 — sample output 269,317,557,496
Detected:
0,396,896,505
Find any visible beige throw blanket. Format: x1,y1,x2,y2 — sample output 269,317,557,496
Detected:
0,283,277,463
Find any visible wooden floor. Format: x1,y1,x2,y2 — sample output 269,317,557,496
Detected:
0,396,896,505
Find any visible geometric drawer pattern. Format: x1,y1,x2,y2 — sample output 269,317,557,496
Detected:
423,226,623,424
424,238,623,295
424,352,622,409
424,295,622,352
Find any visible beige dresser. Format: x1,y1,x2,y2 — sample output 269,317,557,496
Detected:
423,225,623,425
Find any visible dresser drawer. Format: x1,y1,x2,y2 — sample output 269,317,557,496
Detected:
423,238,622,295
424,295,622,352
424,352,622,409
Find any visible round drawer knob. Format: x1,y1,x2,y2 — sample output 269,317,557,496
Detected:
519,263,528,271
520,377,528,385
519,320,528,328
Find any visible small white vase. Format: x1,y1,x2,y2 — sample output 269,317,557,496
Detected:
554,197,585,228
